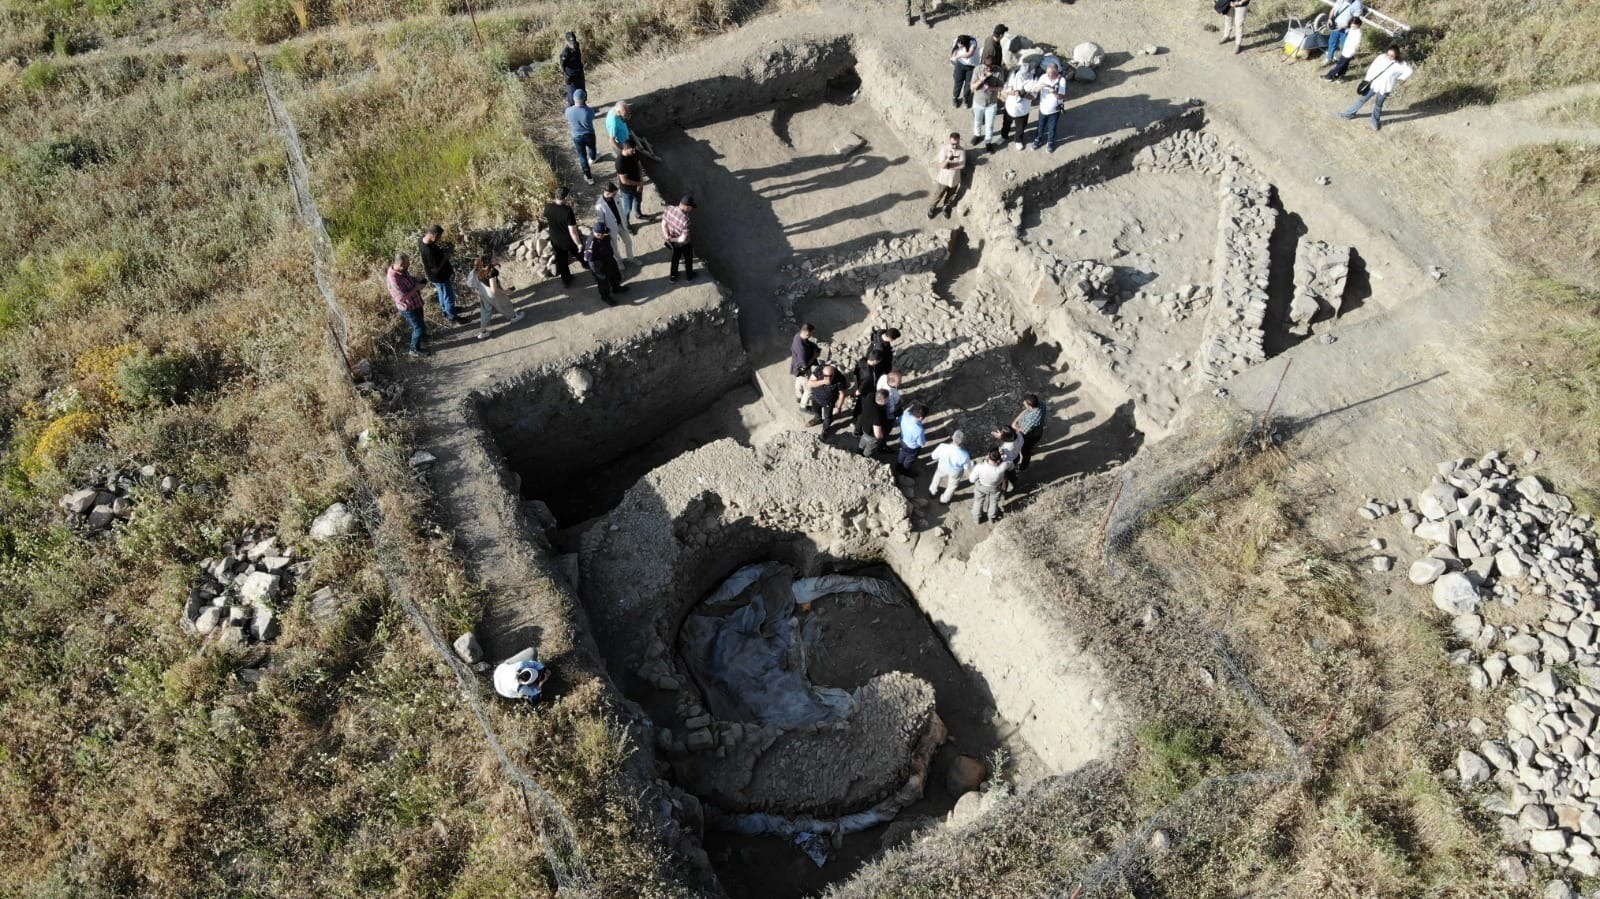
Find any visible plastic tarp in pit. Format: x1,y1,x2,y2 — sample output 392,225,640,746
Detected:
678,563,899,729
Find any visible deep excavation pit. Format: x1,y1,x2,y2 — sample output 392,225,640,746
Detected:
576,435,1124,896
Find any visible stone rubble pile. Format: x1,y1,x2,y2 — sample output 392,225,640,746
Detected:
1382,454,1600,878
58,463,179,534
1200,169,1275,383
1150,284,1211,323
181,530,312,649
504,223,558,276
775,231,953,324
824,272,1020,379
1131,128,1235,176
1286,239,1352,338
1035,255,1118,312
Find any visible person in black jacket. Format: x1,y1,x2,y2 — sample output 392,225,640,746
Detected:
560,32,585,104
870,327,900,373
417,225,462,323
584,221,628,306
851,348,884,435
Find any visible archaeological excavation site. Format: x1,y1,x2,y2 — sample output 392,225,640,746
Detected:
399,11,1478,898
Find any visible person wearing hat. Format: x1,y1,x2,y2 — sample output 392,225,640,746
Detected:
565,89,598,186
560,32,584,104
584,219,628,306
930,430,973,504
493,648,550,701
982,24,1008,72
662,195,696,282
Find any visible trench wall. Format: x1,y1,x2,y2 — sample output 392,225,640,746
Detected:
477,289,747,489
625,34,855,132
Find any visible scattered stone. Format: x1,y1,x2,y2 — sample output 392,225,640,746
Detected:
310,502,357,541
1457,749,1491,785
1148,828,1172,854
60,488,98,515
236,570,280,605
1316,174,1332,186
1530,830,1570,854
945,755,989,795
1542,880,1577,899
1498,855,1530,884
454,632,483,664
1432,572,1480,615
1372,556,1394,572
832,132,866,156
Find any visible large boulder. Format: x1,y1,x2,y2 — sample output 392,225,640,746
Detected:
1071,41,1105,68
310,502,357,541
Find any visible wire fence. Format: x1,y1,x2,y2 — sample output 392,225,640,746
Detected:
252,56,594,896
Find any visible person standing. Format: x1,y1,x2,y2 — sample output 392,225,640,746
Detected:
606,100,633,154
970,58,1004,149
928,131,967,219
876,370,903,420
790,323,820,406
1340,46,1413,131
1324,0,1365,64
466,254,525,340
1324,18,1364,80
559,32,584,104
543,188,583,289
387,253,428,357
583,221,629,306
904,0,929,27
871,327,900,374
662,195,696,282
565,89,598,186
806,364,848,432
1000,61,1038,150
1031,61,1069,152
594,182,634,266
1220,0,1251,55
418,225,462,323
897,404,928,475
616,140,647,229
994,425,1022,491
982,24,1008,72
852,348,884,435
858,389,891,456
950,35,980,108
929,430,973,504
1011,394,1046,471
970,450,1008,523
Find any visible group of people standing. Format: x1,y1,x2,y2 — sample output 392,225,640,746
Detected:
790,322,1048,525
954,25,1072,153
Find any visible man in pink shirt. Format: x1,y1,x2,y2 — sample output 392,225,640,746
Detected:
386,253,429,357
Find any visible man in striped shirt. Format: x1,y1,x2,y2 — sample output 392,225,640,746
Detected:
1011,393,1046,470
386,253,428,357
662,195,696,282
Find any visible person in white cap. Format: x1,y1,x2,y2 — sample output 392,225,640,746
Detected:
493,648,550,701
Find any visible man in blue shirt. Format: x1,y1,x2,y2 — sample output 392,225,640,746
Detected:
897,404,928,474
565,89,597,185
1324,0,1365,66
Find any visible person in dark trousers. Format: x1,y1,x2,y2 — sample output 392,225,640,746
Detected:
897,404,928,475
950,35,980,108
790,323,820,407
584,221,628,306
560,32,585,104
806,364,848,432
1011,393,1046,471
565,89,598,185
851,348,884,435
616,140,647,230
871,327,900,374
417,225,462,323
386,253,428,356
543,187,584,288
858,389,891,456
662,195,696,282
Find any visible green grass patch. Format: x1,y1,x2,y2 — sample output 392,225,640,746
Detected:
325,131,503,260
1132,719,1225,805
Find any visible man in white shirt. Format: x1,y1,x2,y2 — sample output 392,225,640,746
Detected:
1340,47,1414,131
1030,61,1069,152
876,370,903,420
999,64,1038,150
929,431,973,504
1324,0,1365,63
493,648,549,701
594,182,634,267
970,450,1009,523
